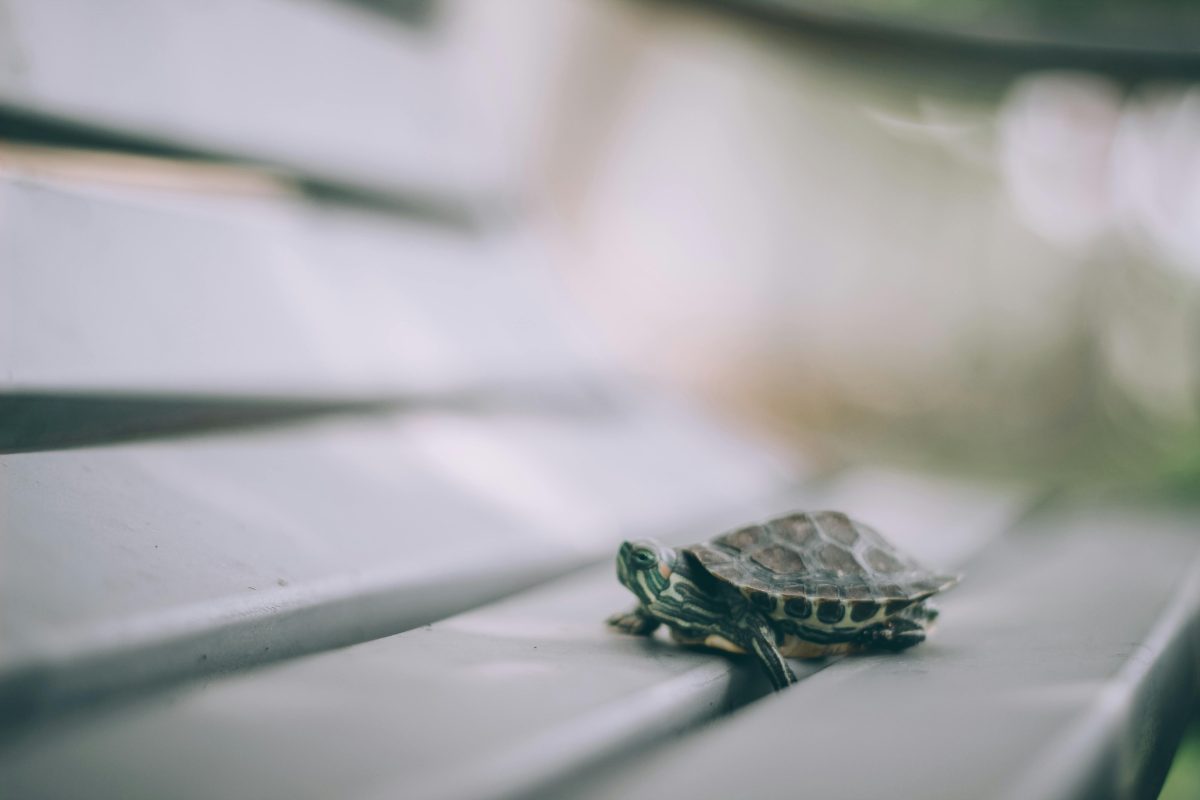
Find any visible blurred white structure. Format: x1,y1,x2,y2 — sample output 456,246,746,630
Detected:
460,1,1200,478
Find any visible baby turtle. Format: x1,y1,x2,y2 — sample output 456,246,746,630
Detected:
607,510,958,691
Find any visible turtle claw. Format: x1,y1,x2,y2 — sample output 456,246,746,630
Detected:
607,608,661,636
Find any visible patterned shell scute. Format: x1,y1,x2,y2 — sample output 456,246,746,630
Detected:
684,511,958,603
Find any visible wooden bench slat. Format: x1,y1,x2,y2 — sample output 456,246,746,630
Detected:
0,179,593,398
0,472,1030,798
0,0,476,199
0,395,789,719
563,498,1200,800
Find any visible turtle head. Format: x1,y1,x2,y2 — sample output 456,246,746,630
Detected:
617,539,677,604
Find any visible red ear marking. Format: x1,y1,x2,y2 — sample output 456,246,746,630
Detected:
659,562,672,579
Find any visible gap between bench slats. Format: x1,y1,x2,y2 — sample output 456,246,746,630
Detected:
0,392,391,454
0,385,620,454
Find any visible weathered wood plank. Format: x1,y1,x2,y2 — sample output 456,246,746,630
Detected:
0,179,592,398
0,395,789,720
564,497,1200,800
0,0,477,199
0,471,1030,798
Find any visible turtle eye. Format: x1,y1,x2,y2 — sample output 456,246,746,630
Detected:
632,549,657,567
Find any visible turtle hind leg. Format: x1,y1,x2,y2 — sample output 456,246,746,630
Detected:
856,616,927,652
606,605,661,636
903,601,939,625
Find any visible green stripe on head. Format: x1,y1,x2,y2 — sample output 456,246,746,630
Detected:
616,539,675,604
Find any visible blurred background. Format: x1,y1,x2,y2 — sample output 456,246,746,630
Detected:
8,0,1200,486
291,0,1200,493
489,0,1200,489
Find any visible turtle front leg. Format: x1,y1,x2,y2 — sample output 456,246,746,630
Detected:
607,605,661,636
743,623,797,691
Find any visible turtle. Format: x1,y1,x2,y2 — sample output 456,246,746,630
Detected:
607,510,958,691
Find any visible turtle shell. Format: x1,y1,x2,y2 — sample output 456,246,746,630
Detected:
684,511,958,624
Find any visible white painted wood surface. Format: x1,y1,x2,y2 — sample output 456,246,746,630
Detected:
0,0,476,199
0,393,790,719
565,497,1200,800
0,179,593,397
0,471,1031,799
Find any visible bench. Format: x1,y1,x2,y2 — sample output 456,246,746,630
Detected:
3,2,1199,799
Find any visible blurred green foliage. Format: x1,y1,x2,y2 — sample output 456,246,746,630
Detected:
847,0,1197,16
1161,713,1200,800
830,0,1200,39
